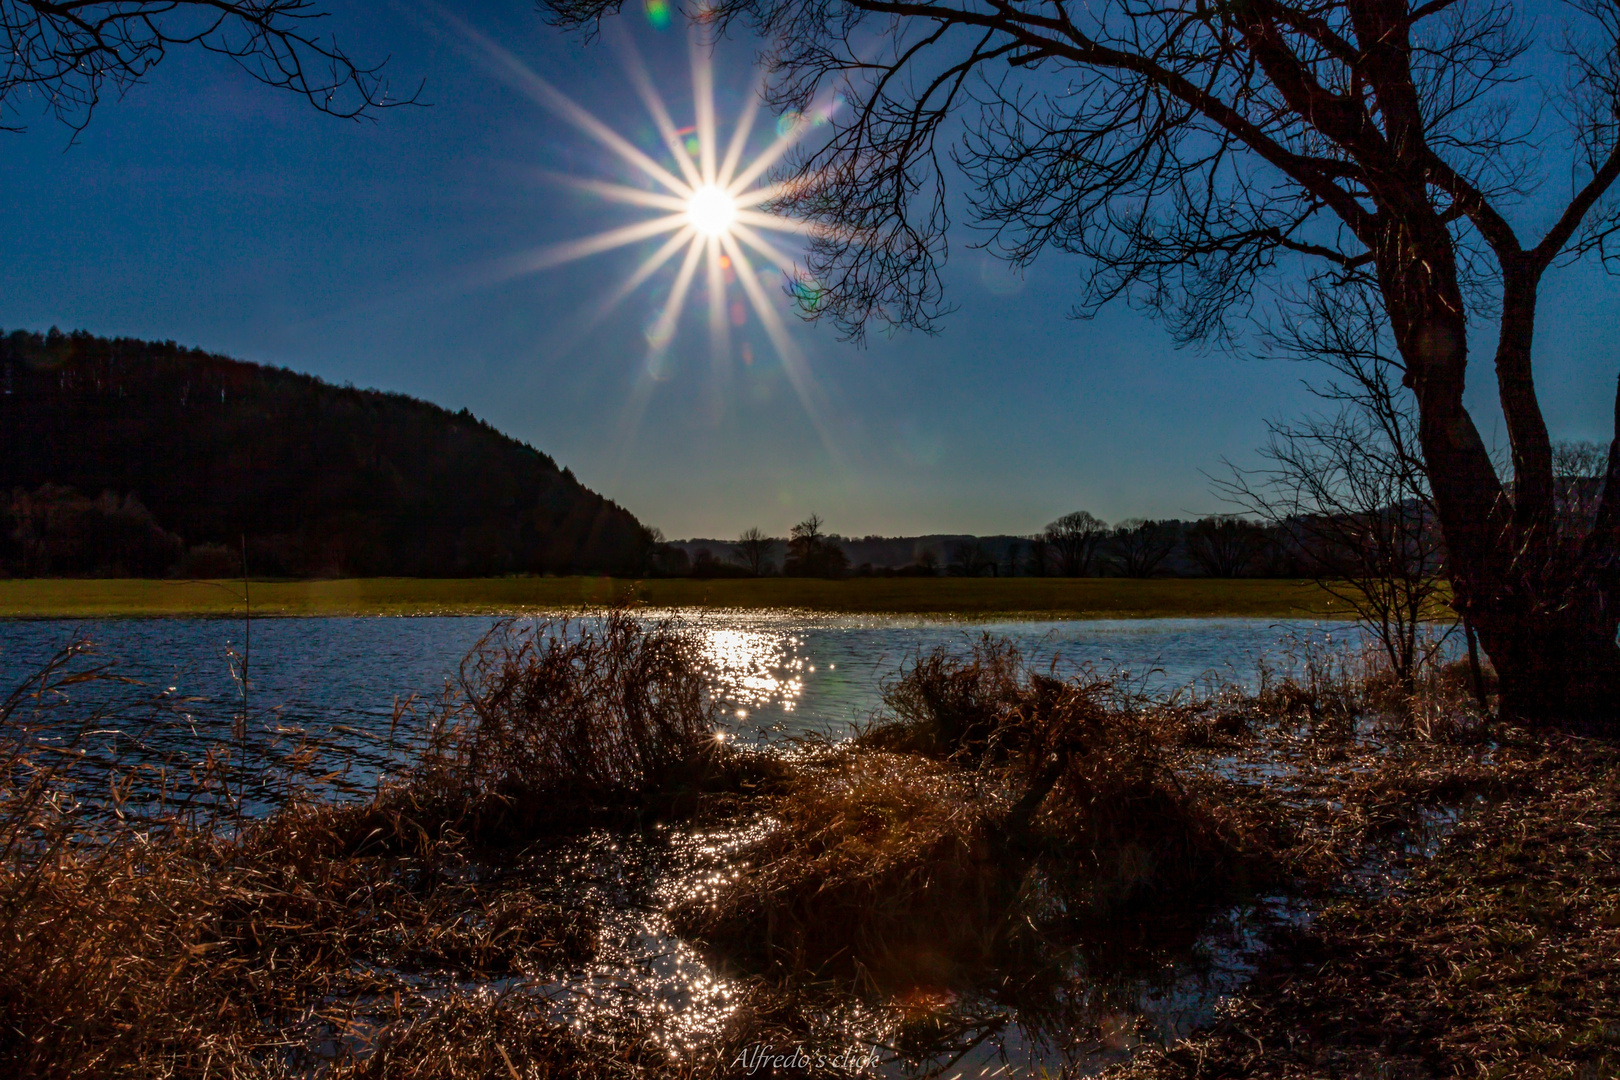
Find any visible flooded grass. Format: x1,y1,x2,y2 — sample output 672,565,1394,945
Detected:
0,613,1609,1077
0,576,1358,619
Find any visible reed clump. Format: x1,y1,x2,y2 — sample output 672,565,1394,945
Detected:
676,642,1272,986
376,613,788,846
423,614,725,833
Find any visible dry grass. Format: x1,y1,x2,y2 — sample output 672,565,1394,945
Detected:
672,749,1008,987
1107,737,1620,1080
676,643,1276,991
0,616,1610,1078
0,614,734,1078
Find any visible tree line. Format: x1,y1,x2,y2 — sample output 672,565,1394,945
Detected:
0,329,653,578
648,512,1349,580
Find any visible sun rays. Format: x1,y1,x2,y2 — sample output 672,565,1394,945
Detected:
445,14,843,468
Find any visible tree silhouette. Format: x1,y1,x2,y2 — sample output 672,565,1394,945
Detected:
1108,519,1177,579
733,527,778,576
783,514,849,577
3,1,419,134
540,0,1620,725
1184,517,1264,579
1044,511,1109,577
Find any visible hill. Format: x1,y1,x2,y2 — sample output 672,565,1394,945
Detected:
0,329,651,577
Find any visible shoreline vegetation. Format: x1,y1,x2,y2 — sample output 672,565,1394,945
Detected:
0,576,1379,619
3,613,1611,1077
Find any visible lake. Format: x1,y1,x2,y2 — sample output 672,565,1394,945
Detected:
0,611,1365,726
0,610,1371,800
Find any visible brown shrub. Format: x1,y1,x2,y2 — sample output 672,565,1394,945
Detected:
677,648,1272,989
856,635,1027,759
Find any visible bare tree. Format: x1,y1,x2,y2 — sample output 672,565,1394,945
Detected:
784,514,849,577
732,526,778,576
541,0,1620,728
1222,408,1449,695
911,545,941,576
1108,519,1177,578
1000,537,1024,578
3,1,419,134
1184,517,1263,578
1044,511,1109,577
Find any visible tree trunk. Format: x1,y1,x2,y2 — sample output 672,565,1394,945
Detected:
1473,608,1620,732
1383,247,1620,733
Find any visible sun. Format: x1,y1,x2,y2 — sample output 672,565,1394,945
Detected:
447,17,846,465
687,184,737,237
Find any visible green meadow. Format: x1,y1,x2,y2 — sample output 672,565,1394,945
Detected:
0,576,1363,619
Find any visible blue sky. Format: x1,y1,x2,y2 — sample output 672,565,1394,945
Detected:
2,1,1617,539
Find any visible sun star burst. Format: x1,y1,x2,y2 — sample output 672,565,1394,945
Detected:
443,17,846,470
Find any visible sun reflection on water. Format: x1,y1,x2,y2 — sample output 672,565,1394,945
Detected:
694,627,806,717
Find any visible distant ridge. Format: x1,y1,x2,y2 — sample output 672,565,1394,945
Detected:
0,328,651,577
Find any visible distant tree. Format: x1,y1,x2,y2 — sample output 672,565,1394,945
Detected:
947,539,996,577
908,546,941,577
2,1,420,134
1184,516,1264,578
1024,535,1053,578
732,526,778,576
1000,538,1024,579
783,514,849,578
1108,519,1178,579
1044,511,1109,577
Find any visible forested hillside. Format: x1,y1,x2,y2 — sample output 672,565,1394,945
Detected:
0,329,651,577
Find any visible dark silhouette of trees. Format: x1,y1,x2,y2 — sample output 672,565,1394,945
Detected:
1108,519,1177,579
1,485,182,576
783,514,850,577
733,527,778,576
539,0,1620,726
1024,534,1053,578
2,1,419,134
947,538,997,576
0,329,650,577
1184,517,1264,579
1044,511,1108,577
909,546,941,576
1000,537,1024,579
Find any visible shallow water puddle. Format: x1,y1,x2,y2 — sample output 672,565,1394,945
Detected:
505,822,1314,1078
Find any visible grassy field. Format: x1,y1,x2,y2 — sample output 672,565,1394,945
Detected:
0,575,1362,619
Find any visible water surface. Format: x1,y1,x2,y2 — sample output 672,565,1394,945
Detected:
0,611,1356,750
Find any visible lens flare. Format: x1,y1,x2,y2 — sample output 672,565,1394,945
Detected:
687,185,737,237
445,14,850,468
